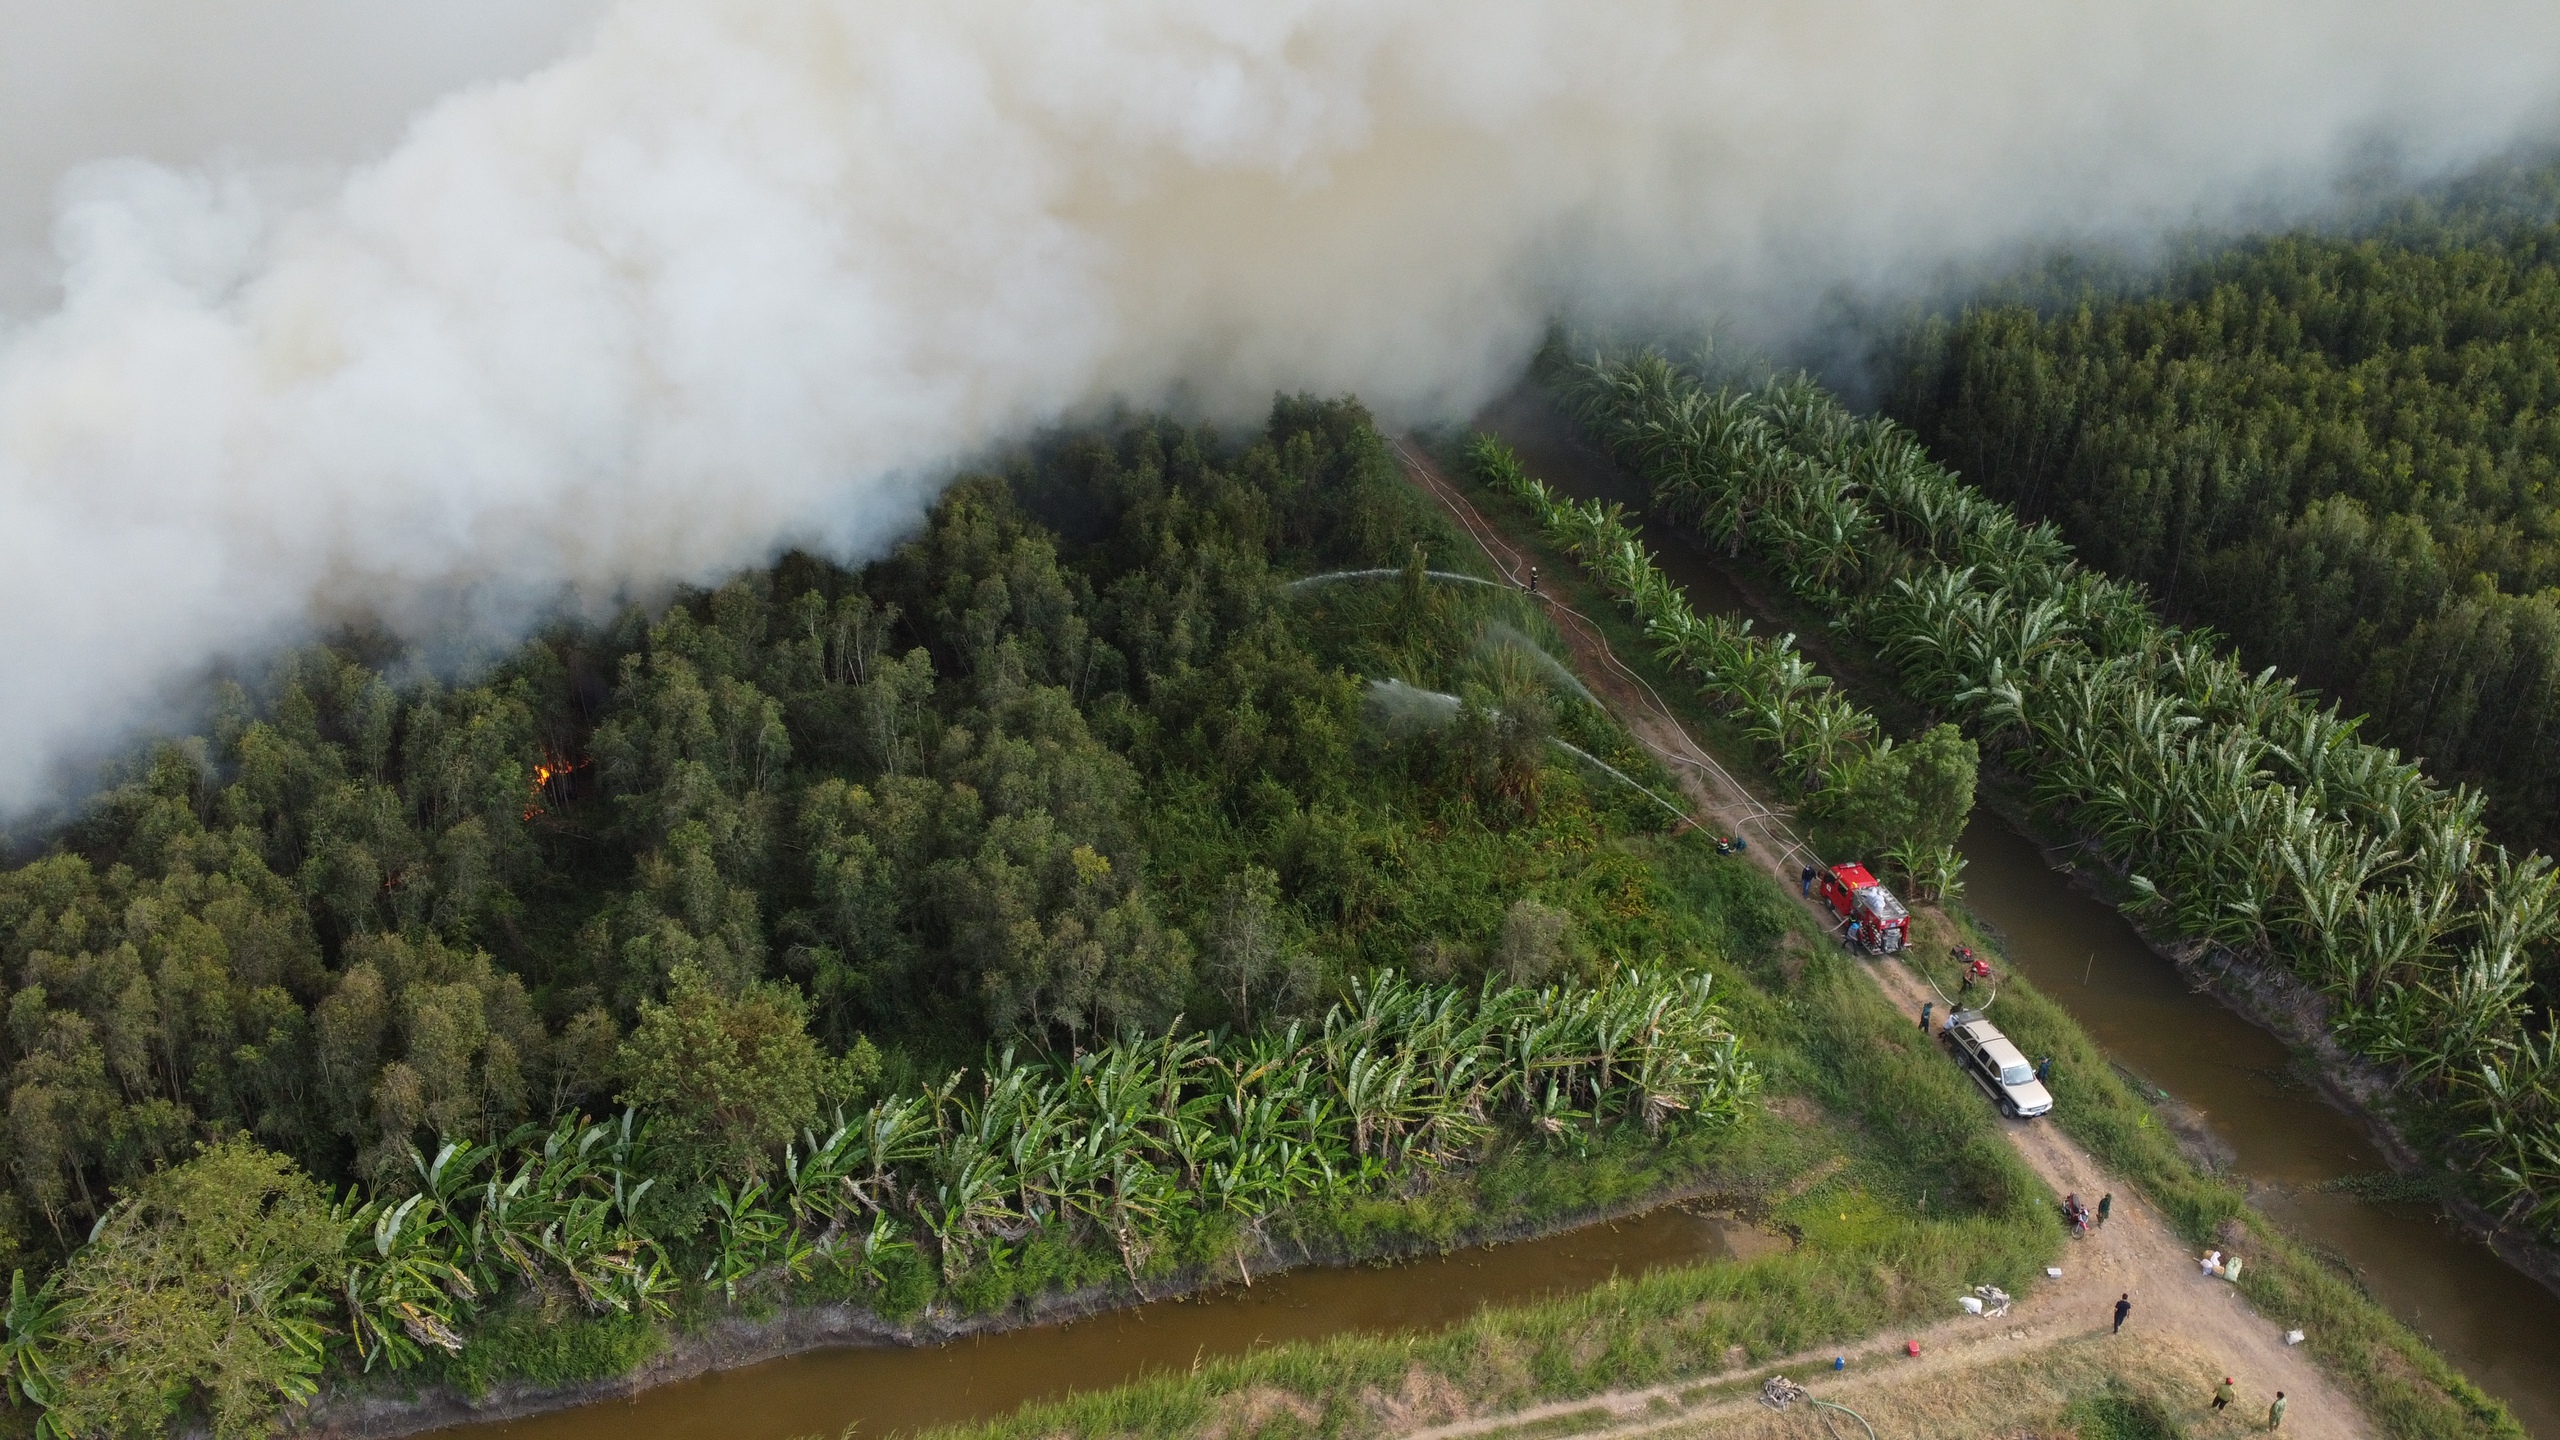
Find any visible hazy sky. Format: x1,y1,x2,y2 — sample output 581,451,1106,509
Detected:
0,0,607,309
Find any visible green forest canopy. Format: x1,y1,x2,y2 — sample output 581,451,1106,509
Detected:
0,397,1703,1272
1889,204,2560,850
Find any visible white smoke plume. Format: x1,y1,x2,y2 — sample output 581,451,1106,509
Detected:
0,0,610,311
5,0,2559,811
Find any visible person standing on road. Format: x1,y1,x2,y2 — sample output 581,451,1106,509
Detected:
1920,1002,1932,1032
2112,1293,2131,1334
2266,1391,2287,1429
2211,1377,2235,1412
1801,866,1816,897
2097,1193,2112,1226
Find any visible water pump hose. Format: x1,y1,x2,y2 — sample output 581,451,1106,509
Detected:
1810,1398,1878,1440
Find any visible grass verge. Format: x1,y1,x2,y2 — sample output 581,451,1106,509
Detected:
443,1309,666,1399
1663,1331,2218,1440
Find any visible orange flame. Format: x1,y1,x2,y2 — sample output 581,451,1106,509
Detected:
523,755,588,822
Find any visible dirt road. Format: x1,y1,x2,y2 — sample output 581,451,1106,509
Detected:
1392,439,2367,1438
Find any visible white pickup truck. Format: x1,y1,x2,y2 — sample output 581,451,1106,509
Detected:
1942,1010,2053,1118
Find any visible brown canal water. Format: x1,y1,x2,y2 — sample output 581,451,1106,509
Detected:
447,1206,1785,1440
1481,386,2560,1438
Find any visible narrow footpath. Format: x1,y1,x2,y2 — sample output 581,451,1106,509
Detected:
1391,439,2369,1438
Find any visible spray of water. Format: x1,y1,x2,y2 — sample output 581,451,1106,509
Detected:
1546,736,1691,825
1362,677,1467,733
1286,575,1596,708
1477,621,1597,708
1362,677,1687,822
1283,568,1515,594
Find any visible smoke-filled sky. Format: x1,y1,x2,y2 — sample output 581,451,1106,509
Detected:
4,0,2559,813
0,0,610,311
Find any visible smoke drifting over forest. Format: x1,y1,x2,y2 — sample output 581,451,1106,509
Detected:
3,0,2558,812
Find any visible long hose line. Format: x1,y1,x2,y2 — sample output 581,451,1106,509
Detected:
1811,1398,1879,1440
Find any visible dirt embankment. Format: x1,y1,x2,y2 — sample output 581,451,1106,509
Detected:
1393,440,2372,1439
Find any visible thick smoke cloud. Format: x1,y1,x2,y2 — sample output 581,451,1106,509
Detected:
0,0,610,311
4,0,2558,811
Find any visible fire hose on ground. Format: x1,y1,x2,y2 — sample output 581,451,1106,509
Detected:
1810,1399,1878,1440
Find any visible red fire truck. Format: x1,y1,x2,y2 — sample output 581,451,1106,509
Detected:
1817,863,1910,954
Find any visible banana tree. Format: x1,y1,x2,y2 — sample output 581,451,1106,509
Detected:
702,1177,806,1304
0,1270,61,1429
340,1192,476,1369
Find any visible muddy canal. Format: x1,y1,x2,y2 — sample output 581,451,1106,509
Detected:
446,1206,1783,1440
1483,386,2560,1438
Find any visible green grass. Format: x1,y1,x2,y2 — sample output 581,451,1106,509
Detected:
2061,1389,2188,1440
437,1306,664,1399
922,1218,2050,1440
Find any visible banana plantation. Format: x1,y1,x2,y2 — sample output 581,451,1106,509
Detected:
1549,351,2560,1244
1464,436,1970,902
6,961,1750,1435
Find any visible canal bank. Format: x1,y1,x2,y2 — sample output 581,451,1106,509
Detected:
378,1204,1786,1440
1478,383,2560,1438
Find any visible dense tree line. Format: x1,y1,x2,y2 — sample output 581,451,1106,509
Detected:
1889,220,2560,849
0,399,1768,1435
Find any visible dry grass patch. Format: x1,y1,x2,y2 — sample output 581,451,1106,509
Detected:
1759,1095,1821,1129
1469,1408,1618,1440
1772,1154,1845,1200
1207,1386,1322,1440
1650,1332,2219,1440
1366,1364,1476,1432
